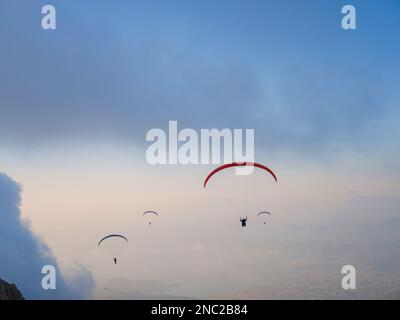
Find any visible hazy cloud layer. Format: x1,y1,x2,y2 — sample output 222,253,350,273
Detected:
0,172,94,299
0,0,399,158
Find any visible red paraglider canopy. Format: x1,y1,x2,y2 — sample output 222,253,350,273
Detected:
203,162,277,188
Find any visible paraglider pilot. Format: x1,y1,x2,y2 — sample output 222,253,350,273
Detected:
240,216,248,227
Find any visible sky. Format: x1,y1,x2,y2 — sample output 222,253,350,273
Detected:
0,0,400,299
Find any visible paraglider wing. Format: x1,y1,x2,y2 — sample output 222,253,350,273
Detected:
98,234,128,247
203,162,278,188
257,211,271,216
143,210,159,216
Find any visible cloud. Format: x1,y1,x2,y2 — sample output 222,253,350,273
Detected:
0,0,398,160
0,1,262,149
0,172,94,299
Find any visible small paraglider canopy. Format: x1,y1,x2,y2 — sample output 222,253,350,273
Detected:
143,210,159,225
257,211,271,216
203,162,277,188
143,210,159,216
98,234,128,247
257,211,271,225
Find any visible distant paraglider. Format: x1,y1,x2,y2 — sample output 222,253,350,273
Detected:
257,211,271,225
143,210,159,225
203,162,277,188
240,216,248,227
98,234,128,265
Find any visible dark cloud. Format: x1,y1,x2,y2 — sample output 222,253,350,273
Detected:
0,0,262,148
0,0,398,157
0,172,94,299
